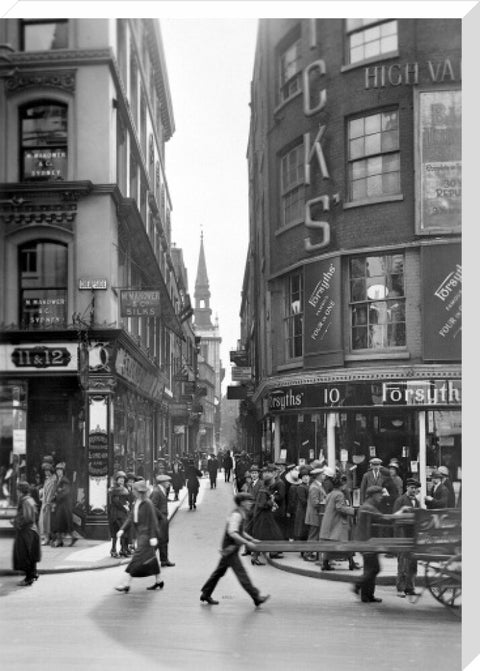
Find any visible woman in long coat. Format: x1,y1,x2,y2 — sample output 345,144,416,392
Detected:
115,480,163,592
249,466,283,565
294,466,311,558
12,481,41,586
52,462,75,547
108,471,130,558
319,474,355,570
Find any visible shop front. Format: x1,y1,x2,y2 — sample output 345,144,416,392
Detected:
261,372,461,506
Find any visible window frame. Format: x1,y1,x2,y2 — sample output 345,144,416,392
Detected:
349,253,406,352
18,240,68,330
21,19,69,52
346,19,398,66
19,99,68,182
280,142,305,229
279,37,302,104
347,108,401,203
284,271,304,360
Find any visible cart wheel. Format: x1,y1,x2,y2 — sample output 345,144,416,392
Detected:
424,554,461,614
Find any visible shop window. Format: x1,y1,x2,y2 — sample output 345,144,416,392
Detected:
347,109,400,201
21,19,68,51
350,253,405,350
20,101,68,181
279,38,302,103
285,271,303,359
346,19,397,65
19,240,68,329
280,142,305,227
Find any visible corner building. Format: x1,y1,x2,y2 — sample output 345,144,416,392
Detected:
0,19,196,537
244,18,461,504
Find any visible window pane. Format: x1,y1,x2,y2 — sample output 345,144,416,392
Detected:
349,137,365,160
351,279,366,302
350,258,365,278
381,35,397,53
381,130,398,152
351,159,366,179
23,21,68,51
382,171,400,194
22,105,67,147
21,290,67,329
364,133,381,156
365,114,381,135
349,118,364,139
352,326,367,350
382,20,397,37
351,178,367,201
366,156,382,176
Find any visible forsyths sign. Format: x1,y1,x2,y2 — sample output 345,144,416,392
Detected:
120,290,161,317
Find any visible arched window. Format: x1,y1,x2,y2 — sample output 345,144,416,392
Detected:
18,240,68,329
20,101,68,181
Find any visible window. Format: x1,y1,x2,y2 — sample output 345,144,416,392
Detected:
19,241,68,329
348,110,400,201
285,272,303,359
346,19,397,65
279,39,302,102
22,20,68,51
349,254,405,350
20,102,68,181
281,143,304,227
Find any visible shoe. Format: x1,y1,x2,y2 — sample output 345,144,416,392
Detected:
110,551,120,558
404,590,420,596
396,592,406,598
269,553,284,559
352,584,361,595
348,561,360,570
254,594,270,607
321,563,334,571
146,581,164,590
200,594,219,605
17,578,33,586
193,504,196,509
251,558,265,566
361,597,382,603
161,561,175,567
69,537,78,547
33,572,39,581
114,585,130,593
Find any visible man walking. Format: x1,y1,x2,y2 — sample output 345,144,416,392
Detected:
200,493,270,608
150,474,175,567
207,454,219,489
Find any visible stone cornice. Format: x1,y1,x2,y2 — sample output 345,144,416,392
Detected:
5,68,76,95
4,49,112,68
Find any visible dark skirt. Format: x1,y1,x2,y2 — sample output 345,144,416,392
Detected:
251,510,284,540
126,541,160,577
53,502,73,534
13,527,41,573
294,504,309,541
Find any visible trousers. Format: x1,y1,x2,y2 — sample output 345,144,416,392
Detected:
201,550,260,601
357,552,380,600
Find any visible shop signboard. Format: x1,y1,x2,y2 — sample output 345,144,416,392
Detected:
303,257,343,367
422,244,461,361
88,430,109,477
416,88,461,233
231,366,252,382
120,290,161,317
0,343,77,372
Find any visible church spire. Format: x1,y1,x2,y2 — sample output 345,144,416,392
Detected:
194,229,213,329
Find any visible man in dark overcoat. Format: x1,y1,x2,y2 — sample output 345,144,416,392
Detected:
150,474,175,567
207,454,219,489
425,470,450,509
359,457,385,504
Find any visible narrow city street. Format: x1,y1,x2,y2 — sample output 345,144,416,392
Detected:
0,478,461,671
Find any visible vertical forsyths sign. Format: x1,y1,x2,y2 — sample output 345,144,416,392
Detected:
416,88,461,233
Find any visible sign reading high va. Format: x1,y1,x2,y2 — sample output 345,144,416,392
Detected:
120,290,161,317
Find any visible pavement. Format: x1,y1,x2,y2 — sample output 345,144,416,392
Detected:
0,478,424,587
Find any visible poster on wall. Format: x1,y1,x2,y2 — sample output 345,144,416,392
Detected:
422,244,461,361
303,257,343,368
416,88,461,233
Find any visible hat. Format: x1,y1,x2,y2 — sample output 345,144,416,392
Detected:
310,468,323,476
406,478,420,488
388,461,400,470
249,464,259,473
431,470,442,479
322,466,335,478
55,462,66,471
369,458,382,465
262,464,276,473
310,459,325,469
234,492,254,505
366,485,384,497
42,462,54,472
125,472,136,481
299,466,312,477
132,480,148,493
438,466,449,477
43,456,54,465
156,474,171,483
286,464,297,471
115,471,127,481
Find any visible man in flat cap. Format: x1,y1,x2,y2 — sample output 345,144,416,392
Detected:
150,474,175,567
353,485,411,603
200,493,270,608
359,457,384,504
393,478,421,597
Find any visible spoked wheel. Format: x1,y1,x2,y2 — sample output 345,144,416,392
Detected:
424,554,462,615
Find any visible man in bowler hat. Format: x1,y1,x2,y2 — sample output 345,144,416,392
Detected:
200,492,270,607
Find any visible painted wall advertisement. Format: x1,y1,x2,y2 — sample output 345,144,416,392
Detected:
303,257,343,368
422,244,461,361
417,88,461,233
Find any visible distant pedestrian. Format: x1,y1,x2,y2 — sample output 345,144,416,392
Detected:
223,450,233,483
425,470,450,509
319,474,355,571
249,465,284,565
359,457,384,504
12,481,41,586
200,492,270,608
108,471,130,558
207,454,219,489
150,474,175,567
388,460,404,500
294,466,311,558
185,459,202,510
437,465,456,507
303,466,328,562
115,480,163,593
38,460,57,546
393,477,421,597
169,460,185,501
